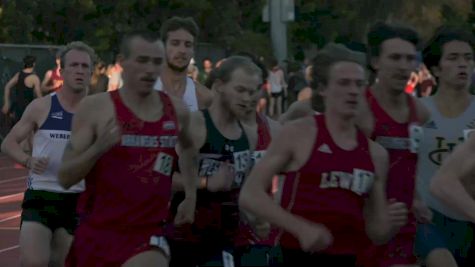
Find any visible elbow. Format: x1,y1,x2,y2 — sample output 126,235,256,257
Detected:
58,168,73,190
366,223,392,245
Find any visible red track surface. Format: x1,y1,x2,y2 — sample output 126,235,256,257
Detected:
0,154,27,267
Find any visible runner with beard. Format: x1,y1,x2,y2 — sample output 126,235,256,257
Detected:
154,16,213,111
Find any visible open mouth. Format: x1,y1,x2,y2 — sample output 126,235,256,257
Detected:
457,72,468,79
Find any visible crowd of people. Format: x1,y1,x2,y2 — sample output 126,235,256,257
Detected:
1,16,475,267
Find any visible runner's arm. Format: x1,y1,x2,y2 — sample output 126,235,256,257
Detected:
41,70,54,93
32,75,42,98
364,140,392,244
59,96,116,189
430,134,475,223
240,119,309,237
1,98,43,166
176,105,199,200
2,73,19,110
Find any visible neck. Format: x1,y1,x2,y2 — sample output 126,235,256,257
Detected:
435,82,471,115
23,67,34,73
325,111,357,149
161,66,187,96
120,87,156,107
325,111,354,133
373,81,407,107
208,97,238,126
57,87,87,112
240,111,258,127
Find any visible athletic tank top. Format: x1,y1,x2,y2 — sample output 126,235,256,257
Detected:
366,90,420,230
12,71,35,118
77,90,179,229
48,67,63,92
28,93,84,193
417,96,475,220
278,114,375,255
154,76,199,111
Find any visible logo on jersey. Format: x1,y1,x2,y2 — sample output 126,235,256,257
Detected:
122,135,159,148
159,136,178,148
51,111,63,120
320,169,374,195
428,136,464,165
163,121,176,130
317,144,332,154
49,132,71,140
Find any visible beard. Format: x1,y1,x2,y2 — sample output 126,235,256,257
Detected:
167,60,189,73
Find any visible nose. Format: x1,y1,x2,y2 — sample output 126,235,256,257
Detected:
457,57,470,70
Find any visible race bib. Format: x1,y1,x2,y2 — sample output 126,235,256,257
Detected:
233,150,251,172
153,152,174,176
352,168,375,195
409,124,423,153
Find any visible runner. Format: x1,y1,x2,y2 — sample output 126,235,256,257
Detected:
357,22,430,267
415,26,475,267
167,56,262,267
239,43,400,267
155,16,213,111
58,31,197,267
2,55,42,122
41,51,64,94
1,41,95,267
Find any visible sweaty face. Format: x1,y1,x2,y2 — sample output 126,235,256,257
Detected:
121,37,164,96
61,50,92,94
436,40,474,90
165,29,195,73
321,61,366,118
373,38,417,93
218,68,262,119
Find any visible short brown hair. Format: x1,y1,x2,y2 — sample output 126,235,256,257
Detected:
160,17,199,44
311,43,366,88
209,56,262,87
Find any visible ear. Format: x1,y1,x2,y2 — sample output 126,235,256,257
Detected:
211,79,224,93
431,65,441,79
370,56,379,71
317,84,327,97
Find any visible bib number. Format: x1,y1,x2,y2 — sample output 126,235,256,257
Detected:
409,124,423,153
153,152,174,176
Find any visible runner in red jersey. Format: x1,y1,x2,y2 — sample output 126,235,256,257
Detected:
240,43,398,267
58,31,197,267
357,22,430,267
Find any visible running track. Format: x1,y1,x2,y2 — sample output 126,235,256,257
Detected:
0,153,27,267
